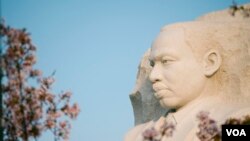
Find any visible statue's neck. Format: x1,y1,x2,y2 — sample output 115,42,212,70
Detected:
169,94,250,125
166,79,250,125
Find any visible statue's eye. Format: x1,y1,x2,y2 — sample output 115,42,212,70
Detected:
161,56,175,65
149,60,155,67
161,59,168,64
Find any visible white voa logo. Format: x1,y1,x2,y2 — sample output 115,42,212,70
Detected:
226,129,246,136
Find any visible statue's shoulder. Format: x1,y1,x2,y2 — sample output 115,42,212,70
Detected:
124,121,154,141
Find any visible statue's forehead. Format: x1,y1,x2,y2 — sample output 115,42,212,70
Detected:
150,29,190,60
155,28,184,42
152,28,186,50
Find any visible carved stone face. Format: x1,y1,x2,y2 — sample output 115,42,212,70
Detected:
149,28,207,109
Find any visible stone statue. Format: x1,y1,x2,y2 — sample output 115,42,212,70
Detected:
129,4,250,127
125,20,250,141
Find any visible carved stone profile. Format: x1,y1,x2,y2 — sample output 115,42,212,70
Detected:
126,4,250,141
129,3,250,127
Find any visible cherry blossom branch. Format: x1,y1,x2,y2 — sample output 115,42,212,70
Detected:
1,20,80,141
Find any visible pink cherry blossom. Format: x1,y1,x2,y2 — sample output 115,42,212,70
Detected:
1,21,80,141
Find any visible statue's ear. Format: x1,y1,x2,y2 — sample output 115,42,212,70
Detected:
203,49,222,77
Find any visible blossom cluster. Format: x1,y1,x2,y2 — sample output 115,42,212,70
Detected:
229,1,250,17
142,121,175,141
0,20,80,141
224,115,250,125
196,111,250,141
142,111,250,141
196,111,221,141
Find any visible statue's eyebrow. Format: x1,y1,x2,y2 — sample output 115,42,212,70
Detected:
149,55,161,62
151,52,172,61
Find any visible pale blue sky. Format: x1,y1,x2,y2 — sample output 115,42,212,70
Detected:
2,0,250,141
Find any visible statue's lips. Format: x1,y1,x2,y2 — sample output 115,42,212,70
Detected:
152,83,171,99
152,83,169,92
154,90,168,99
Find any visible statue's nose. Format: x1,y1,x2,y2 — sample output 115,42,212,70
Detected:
149,64,162,83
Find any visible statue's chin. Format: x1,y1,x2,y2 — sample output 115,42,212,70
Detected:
159,98,180,109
